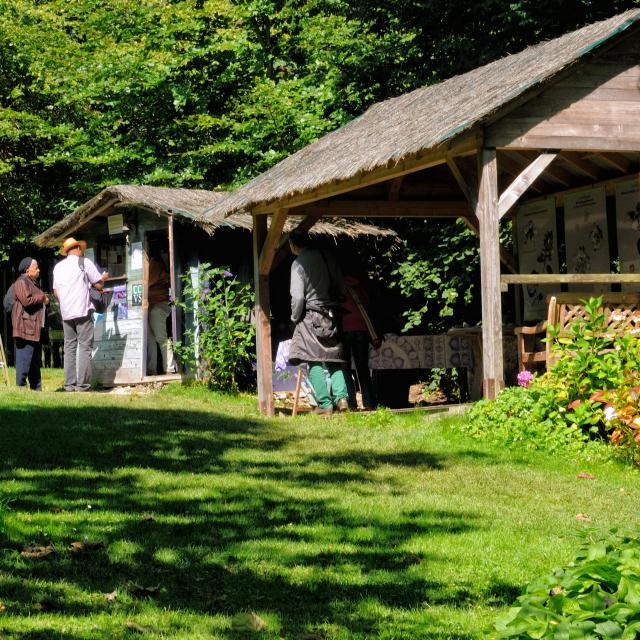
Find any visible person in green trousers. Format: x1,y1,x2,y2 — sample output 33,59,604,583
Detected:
287,231,349,416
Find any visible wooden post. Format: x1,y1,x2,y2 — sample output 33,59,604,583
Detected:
168,215,178,346
253,214,274,415
476,148,504,399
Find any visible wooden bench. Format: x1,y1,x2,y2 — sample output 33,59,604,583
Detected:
515,292,640,372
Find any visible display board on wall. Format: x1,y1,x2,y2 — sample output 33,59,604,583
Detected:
516,199,559,321
564,187,609,293
615,178,640,291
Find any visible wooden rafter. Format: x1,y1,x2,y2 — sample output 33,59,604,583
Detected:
510,150,572,187
559,151,602,180
499,153,544,193
596,152,632,174
388,176,403,200
258,208,289,276
498,153,558,218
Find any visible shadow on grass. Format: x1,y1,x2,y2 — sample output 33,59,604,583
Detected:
0,403,507,638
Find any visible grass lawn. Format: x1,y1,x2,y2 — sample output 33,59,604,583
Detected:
0,368,638,639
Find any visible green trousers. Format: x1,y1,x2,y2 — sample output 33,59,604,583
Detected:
308,362,348,409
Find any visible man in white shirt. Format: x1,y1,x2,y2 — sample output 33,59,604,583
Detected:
53,237,109,391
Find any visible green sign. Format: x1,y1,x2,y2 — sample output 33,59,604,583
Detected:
131,284,143,306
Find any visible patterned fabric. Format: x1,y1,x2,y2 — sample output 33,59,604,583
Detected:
367,335,474,370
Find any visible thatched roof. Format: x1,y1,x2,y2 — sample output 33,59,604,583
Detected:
33,185,394,248
204,9,640,219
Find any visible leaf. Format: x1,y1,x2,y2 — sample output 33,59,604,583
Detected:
576,473,596,480
576,514,592,522
104,591,117,602
21,544,56,559
231,612,267,632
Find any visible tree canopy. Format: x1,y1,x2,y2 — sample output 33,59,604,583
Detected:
2,0,638,325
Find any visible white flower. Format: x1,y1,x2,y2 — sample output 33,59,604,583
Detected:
604,405,617,422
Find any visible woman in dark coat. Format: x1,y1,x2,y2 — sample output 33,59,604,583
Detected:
288,231,349,416
11,257,49,390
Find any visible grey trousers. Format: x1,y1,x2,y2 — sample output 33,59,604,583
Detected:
63,314,94,391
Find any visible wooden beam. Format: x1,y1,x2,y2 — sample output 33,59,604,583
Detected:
498,152,558,218
511,150,572,187
253,215,274,416
259,208,289,276
271,213,323,272
253,133,481,213
290,200,469,218
559,151,602,180
596,152,633,174
500,272,640,292
388,176,403,200
477,148,504,399
499,153,544,193
446,154,478,209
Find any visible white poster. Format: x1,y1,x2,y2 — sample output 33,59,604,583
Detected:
564,187,609,293
131,242,143,271
516,199,559,321
615,178,640,291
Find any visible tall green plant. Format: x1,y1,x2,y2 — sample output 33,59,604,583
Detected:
175,264,255,393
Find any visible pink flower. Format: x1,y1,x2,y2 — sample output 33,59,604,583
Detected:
517,370,534,387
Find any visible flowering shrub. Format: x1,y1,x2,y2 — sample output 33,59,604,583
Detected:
175,264,255,393
516,370,533,388
464,297,640,463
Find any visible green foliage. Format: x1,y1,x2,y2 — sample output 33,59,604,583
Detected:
388,219,480,332
175,264,255,393
538,297,640,444
462,386,591,456
492,528,640,639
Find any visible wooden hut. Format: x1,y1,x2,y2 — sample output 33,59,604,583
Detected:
33,185,393,386
202,9,640,413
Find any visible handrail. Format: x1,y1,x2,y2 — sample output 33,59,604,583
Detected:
500,273,640,292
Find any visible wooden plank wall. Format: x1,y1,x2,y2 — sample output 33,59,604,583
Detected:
486,36,640,151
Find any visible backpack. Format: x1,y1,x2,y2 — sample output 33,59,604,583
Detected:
3,283,14,313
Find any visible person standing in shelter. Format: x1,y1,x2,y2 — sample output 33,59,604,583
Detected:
288,231,349,416
146,243,176,375
342,274,378,411
53,237,109,392
11,257,49,390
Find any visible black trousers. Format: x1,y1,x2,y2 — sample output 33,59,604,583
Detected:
15,338,42,390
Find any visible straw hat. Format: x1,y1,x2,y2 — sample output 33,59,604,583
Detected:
60,237,87,256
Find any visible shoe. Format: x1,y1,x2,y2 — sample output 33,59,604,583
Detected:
313,406,334,417
336,398,349,412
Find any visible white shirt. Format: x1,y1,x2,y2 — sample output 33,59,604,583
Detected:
53,254,102,320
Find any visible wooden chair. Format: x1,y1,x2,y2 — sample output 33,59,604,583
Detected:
515,292,640,372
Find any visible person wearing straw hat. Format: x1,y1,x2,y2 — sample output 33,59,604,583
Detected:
11,257,49,390
53,237,109,392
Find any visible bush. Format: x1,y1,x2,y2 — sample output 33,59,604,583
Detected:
462,386,589,456
175,264,255,393
491,528,640,639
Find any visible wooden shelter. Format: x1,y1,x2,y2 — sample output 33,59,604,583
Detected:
202,9,640,414
33,185,393,385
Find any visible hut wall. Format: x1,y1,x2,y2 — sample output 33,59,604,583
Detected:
88,212,168,385
486,36,640,150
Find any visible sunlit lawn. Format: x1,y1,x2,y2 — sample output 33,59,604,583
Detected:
0,368,638,639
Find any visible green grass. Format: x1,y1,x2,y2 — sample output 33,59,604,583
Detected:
0,369,638,639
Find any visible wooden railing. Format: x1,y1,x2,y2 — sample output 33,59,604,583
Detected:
500,273,640,293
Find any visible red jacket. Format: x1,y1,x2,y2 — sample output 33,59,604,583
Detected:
342,277,369,333
11,275,47,342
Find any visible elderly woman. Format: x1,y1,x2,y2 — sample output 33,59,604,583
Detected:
288,231,349,416
11,257,49,390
